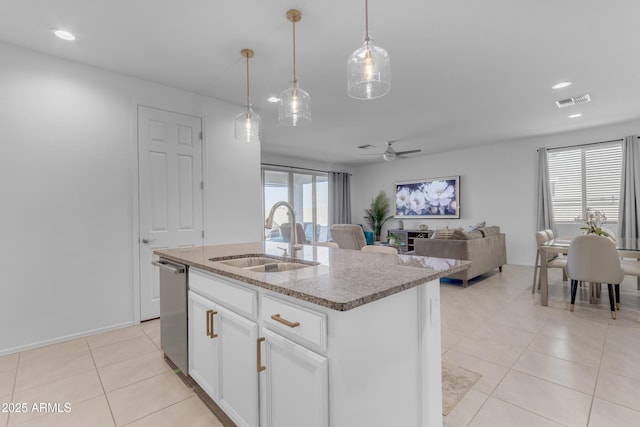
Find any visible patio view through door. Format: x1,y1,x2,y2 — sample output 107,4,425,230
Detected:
138,106,203,320
263,167,328,244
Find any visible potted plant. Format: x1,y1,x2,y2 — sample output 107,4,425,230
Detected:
364,191,393,241
388,232,401,246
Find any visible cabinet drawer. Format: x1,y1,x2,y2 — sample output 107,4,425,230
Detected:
261,295,327,351
189,269,257,319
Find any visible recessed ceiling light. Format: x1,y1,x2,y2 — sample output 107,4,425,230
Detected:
267,97,280,103
552,81,572,90
53,29,76,41
568,113,582,118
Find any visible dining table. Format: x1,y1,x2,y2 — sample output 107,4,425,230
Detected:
538,237,640,306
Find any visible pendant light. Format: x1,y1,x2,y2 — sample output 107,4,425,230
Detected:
235,49,261,143
279,9,311,126
347,0,390,100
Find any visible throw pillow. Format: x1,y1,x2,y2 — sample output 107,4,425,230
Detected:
477,225,500,237
465,221,486,232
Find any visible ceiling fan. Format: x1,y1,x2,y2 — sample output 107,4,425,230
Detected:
362,141,422,161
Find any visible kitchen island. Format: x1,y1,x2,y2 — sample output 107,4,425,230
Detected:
155,242,470,427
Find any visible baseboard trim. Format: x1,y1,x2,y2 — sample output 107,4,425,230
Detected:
0,321,136,356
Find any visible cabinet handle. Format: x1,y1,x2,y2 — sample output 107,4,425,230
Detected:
257,337,266,372
206,310,213,337
206,310,218,339
271,314,300,328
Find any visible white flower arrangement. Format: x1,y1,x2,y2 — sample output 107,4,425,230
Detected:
576,208,610,237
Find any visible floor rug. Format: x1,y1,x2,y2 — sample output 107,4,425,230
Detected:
442,362,482,416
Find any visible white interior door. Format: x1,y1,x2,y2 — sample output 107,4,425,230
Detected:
138,106,203,320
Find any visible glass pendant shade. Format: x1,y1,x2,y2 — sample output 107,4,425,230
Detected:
382,150,396,161
234,48,261,143
348,37,391,100
279,81,311,126
234,106,261,143
279,9,310,127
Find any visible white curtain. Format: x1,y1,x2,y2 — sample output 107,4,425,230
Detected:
328,172,351,226
536,148,556,234
618,135,640,240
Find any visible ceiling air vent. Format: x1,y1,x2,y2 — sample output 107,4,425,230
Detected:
555,93,591,109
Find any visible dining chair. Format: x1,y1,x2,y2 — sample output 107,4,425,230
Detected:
280,222,308,244
361,245,398,254
566,234,624,319
329,224,367,250
532,230,567,294
620,259,640,291
314,241,339,248
543,229,555,240
602,227,640,290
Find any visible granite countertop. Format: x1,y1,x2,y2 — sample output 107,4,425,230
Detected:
154,242,471,312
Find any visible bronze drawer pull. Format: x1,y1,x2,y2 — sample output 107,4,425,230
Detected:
271,313,300,328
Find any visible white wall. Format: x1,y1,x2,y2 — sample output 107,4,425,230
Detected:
0,42,261,355
352,119,640,266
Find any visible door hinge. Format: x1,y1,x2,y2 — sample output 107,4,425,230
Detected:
199,131,203,140
202,230,205,239
200,181,204,190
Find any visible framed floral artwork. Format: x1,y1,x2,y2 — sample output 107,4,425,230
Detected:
394,176,460,219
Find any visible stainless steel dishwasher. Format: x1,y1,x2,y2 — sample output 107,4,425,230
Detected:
152,258,188,375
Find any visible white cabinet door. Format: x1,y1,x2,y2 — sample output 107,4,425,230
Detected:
216,304,259,427
259,328,328,427
189,290,259,427
189,291,220,400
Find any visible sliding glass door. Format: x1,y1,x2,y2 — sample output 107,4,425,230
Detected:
263,167,328,243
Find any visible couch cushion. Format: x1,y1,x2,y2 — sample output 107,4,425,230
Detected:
452,229,484,240
431,228,461,239
478,225,500,237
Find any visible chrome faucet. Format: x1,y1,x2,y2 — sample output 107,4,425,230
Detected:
265,201,302,255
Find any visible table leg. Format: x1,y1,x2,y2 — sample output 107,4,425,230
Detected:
540,258,548,306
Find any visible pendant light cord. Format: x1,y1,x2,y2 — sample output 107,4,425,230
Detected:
245,53,250,107
364,0,370,41
292,20,297,84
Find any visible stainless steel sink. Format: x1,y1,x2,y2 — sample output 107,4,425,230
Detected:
217,256,279,268
210,255,319,273
244,262,311,272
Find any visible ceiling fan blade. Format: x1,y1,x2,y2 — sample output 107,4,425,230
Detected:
395,149,422,156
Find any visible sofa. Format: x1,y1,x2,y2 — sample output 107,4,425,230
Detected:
414,226,507,287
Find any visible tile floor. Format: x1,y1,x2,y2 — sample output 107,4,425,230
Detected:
0,264,638,426
0,319,222,427
442,265,640,427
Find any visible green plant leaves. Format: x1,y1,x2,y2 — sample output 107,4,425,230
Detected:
364,191,392,240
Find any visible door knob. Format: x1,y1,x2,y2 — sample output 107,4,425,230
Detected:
141,238,156,244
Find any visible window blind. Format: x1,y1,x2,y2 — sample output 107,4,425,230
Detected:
547,143,622,222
